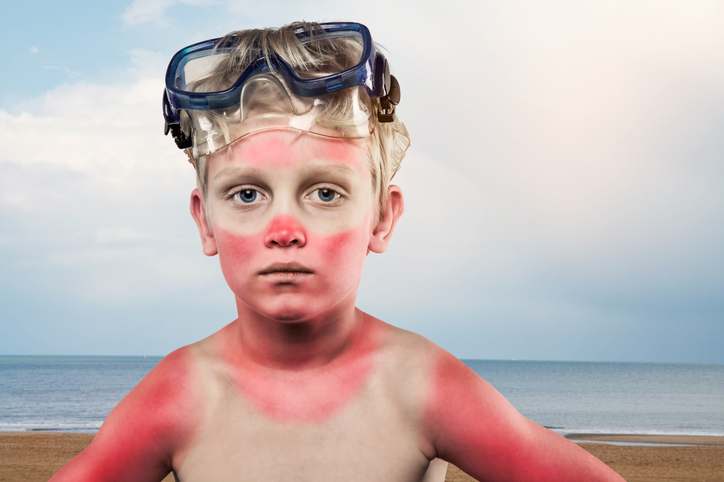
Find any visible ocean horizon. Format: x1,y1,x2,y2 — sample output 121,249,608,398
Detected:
0,355,721,437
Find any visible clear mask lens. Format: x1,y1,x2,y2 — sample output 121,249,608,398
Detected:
173,32,365,94
293,32,365,78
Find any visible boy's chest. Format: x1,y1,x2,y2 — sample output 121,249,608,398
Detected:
174,367,430,482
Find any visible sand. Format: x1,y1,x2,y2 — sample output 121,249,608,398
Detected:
0,432,722,482
0,433,174,482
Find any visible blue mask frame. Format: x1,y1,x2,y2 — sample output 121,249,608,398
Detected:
162,22,401,149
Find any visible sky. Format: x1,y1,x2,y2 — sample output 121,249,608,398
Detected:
0,0,721,363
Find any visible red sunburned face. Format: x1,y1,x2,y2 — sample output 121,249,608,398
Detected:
204,130,375,322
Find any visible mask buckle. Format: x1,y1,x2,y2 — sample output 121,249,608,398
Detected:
164,121,193,149
163,90,193,149
378,75,400,123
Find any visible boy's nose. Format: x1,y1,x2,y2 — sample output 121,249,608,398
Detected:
264,215,306,248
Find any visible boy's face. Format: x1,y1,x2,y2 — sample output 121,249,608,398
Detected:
192,129,384,322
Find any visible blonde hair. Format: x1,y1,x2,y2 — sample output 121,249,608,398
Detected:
183,21,409,218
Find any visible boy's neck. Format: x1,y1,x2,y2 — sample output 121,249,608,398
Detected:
229,300,367,370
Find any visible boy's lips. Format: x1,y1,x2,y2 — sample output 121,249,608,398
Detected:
258,262,314,279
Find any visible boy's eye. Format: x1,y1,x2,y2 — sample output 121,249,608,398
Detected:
313,188,340,203
233,189,259,203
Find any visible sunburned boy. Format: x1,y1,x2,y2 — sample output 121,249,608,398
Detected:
51,22,625,482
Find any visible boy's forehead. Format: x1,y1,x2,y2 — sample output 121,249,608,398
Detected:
209,130,369,173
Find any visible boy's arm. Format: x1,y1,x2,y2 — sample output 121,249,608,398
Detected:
50,348,198,482
422,351,625,482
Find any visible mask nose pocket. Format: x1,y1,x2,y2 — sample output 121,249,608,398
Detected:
187,73,376,158
239,74,316,132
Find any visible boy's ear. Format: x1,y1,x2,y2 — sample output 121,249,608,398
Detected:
369,185,404,254
190,188,218,256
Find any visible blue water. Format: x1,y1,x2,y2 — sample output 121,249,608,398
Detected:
0,356,162,432
464,360,723,437
0,356,721,436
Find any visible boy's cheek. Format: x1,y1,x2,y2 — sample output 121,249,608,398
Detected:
214,227,256,268
213,218,370,274
314,228,368,266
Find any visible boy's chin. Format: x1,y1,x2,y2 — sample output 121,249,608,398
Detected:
264,310,311,323
236,292,356,325
238,298,330,324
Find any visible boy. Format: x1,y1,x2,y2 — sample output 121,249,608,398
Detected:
51,21,625,481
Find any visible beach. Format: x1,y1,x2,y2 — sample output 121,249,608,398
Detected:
1,432,721,482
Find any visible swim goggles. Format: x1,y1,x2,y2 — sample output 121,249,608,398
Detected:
162,22,403,158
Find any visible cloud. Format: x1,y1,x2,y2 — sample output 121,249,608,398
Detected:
0,47,173,176
2,0,721,360
29,47,39,54
0,47,201,305
122,0,176,25
40,64,82,78
95,227,163,244
127,49,168,79
46,247,152,267
122,0,215,25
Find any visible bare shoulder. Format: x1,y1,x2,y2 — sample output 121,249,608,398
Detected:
415,342,625,482
372,317,443,383
369,323,624,481
375,318,440,362
49,345,204,481
367,317,445,430
96,345,204,458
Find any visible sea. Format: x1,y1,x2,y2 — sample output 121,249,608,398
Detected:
0,356,721,438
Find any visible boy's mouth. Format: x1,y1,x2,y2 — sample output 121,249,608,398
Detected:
259,263,314,280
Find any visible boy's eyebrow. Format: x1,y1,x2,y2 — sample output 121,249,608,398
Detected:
212,161,359,182
301,162,358,177
212,165,265,183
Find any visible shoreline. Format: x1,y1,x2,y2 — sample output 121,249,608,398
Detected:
5,430,722,446
565,433,724,446
2,432,722,482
